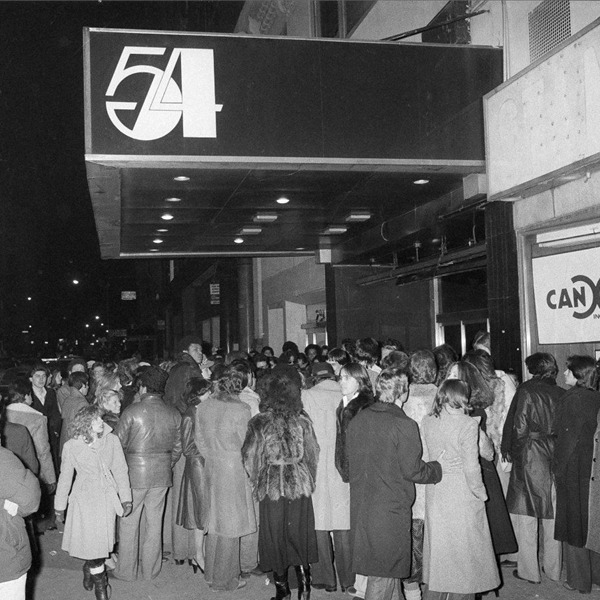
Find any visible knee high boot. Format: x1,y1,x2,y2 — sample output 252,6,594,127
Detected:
83,561,94,591
295,565,311,600
91,569,111,600
271,571,291,600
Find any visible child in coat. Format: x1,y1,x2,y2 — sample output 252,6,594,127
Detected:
55,405,131,600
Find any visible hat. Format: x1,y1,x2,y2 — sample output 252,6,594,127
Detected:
177,335,204,353
138,366,169,393
311,361,335,379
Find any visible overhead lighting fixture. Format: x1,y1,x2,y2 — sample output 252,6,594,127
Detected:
157,228,168,233
536,222,600,248
173,176,190,182
253,212,278,223
161,213,174,221
153,238,163,244
149,248,159,252
322,225,348,235
165,197,182,202
234,237,244,244
345,210,372,222
27,296,32,301
276,196,290,204
239,226,262,235
296,247,306,250
413,179,430,185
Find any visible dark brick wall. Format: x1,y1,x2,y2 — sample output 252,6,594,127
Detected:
485,202,522,379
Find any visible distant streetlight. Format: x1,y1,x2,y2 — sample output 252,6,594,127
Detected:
27,296,32,301
73,279,79,285
85,324,89,328
95,315,100,320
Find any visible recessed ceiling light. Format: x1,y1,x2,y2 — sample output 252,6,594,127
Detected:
345,210,372,222
253,212,278,222
149,248,159,252
323,225,348,235
413,179,430,185
153,238,163,244
239,226,262,235
157,228,168,233
234,237,244,244
161,213,174,221
173,176,190,182
165,197,182,202
296,247,306,250
276,196,290,205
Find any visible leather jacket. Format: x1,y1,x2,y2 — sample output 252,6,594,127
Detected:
116,393,182,489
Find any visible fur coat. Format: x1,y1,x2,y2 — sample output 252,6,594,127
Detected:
335,391,374,483
242,410,319,502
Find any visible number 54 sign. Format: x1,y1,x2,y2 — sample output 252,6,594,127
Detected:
105,46,223,141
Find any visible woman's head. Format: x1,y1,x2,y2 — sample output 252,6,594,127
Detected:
327,347,350,376
431,379,471,417
214,366,244,395
409,350,437,384
433,343,458,384
69,405,104,443
355,337,380,367
381,350,409,372
445,360,494,409
257,372,302,414
463,350,497,382
375,369,408,404
184,377,213,406
339,363,373,398
93,371,121,402
97,388,122,415
566,355,597,389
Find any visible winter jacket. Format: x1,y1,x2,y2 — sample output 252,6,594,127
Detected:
1,422,39,476
0,446,41,584
243,409,319,502
164,354,203,414
116,393,182,489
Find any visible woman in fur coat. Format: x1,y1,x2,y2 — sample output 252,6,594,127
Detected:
243,371,320,600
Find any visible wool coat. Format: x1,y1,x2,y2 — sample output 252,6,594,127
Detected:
347,402,442,579
422,410,500,594
5,403,56,485
177,403,205,530
195,391,256,538
55,427,131,559
30,386,61,473
586,408,600,553
0,446,41,584
553,386,600,547
504,377,563,519
335,391,374,483
302,378,349,531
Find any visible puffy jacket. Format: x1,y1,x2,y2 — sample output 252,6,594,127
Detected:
116,393,182,489
0,446,41,584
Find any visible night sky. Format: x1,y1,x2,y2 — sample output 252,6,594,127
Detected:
0,1,243,355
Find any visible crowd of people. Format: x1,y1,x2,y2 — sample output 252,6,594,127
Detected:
2,332,600,600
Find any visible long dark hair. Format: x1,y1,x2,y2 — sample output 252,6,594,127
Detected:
340,362,373,397
567,355,598,390
431,379,471,418
446,361,494,409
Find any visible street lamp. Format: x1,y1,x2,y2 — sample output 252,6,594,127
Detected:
72,279,79,285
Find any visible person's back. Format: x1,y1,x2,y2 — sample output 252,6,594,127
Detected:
1,421,39,476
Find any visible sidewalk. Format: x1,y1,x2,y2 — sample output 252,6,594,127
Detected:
29,529,584,600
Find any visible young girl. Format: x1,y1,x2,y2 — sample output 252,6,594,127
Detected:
422,379,500,600
55,405,131,600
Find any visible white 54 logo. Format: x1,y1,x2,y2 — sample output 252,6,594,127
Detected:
105,46,223,141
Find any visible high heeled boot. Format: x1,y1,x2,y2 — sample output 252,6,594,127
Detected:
271,571,291,600
82,561,94,591
91,569,111,600
295,565,311,600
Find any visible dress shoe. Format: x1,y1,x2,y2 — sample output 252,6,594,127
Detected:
512,569,540,584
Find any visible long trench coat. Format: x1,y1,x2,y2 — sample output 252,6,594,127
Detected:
505,377,563,519
422,410,500,594
55,427,131,559
347,402,441,579
553,385,600,546
302,378,349,531
195,391,256,538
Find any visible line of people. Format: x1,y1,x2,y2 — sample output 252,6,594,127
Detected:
3,333,600,599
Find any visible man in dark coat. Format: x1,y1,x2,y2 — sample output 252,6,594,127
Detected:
347,369,443,600
0,444,41,598
114,367,182,581
503,352,563,585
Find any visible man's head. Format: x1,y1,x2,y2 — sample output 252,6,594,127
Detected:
310,361,335,383
68,357,87,374
137,366,169,395
375,369,409,404
68,371,89,395
30,365,49,390
525,352,558,379
355,337,380,367
178,336,205,365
